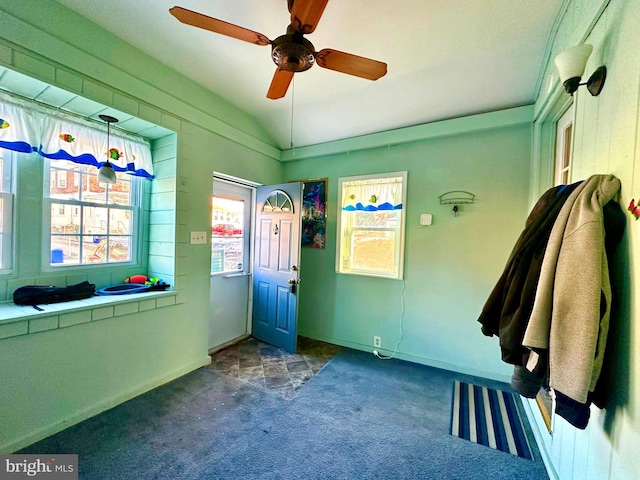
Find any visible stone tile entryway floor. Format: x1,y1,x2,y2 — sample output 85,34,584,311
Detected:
209,337,341,399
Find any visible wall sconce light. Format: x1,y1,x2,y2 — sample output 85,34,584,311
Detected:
98,114,118,185
554,44,606,96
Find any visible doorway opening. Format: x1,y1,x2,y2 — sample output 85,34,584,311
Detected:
209,177,255,352
209,177,304,356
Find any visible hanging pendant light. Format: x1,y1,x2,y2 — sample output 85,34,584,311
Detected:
98,114,118,185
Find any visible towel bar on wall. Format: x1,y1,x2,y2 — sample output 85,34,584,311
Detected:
438,191,475,216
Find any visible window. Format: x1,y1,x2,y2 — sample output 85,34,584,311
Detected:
45,159,139,266
554,104,574,185
262,190,292,212
0,150,14,271
211,196,245,274
58,170,67,188
336,172,407,279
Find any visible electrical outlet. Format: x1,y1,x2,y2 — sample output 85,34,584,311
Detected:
373,336,381,348
190,231,207,244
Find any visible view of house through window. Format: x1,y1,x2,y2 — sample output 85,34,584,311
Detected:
211,196,245,274
336,172,407,279
47,159,137,265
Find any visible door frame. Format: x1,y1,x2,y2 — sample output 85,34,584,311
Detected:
522,85,574,466
212,173,259,338
529,87,574,206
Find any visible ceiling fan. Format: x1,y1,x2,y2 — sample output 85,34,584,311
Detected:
169,0,387,99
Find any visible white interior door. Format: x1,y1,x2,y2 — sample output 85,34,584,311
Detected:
209,178,254,351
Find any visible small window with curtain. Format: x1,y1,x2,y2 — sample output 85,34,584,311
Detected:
46,159,138,265
0,91,154,268
336,171,407,279
0,149,14,271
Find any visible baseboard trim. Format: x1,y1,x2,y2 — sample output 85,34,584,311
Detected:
522,398,559,480
306,333,511,383
208,334,250,355
1,356,210,453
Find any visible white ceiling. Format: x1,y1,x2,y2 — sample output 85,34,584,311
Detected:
53,0,563,150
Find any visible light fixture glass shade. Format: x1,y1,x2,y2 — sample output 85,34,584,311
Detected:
554,44,593,83
98,162,117,184
98,114,119,185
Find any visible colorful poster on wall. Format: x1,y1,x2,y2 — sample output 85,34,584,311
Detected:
301,179,327,248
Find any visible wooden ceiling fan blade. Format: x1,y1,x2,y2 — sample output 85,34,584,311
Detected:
290,0,329,34
267,69,295,99
315,49,387,80
169,6,271,46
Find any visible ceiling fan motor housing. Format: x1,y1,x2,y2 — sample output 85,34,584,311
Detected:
271,32,315,72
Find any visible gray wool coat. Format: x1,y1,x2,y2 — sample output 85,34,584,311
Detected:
523,174,621,404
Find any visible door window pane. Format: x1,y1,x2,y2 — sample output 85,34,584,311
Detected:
262,190,293,212
211,196,245,274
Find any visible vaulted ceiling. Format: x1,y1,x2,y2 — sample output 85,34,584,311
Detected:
53,0,563,149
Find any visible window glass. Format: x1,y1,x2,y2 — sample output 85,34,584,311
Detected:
554,104,573,186
47,160,138,266
49,161,81,201
262,190,292,212
0,150,14,271
211,196,245,274
336,172,407,279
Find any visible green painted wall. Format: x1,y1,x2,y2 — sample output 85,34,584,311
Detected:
0,0,282,452
284,124,532,380
527,0,640,478
10,5,638,480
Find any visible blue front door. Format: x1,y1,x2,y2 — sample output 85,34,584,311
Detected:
252,182,302,353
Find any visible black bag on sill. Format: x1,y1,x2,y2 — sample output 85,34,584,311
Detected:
13,281,96,307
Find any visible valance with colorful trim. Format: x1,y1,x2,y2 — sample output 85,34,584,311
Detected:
0,92,154,179
341,175,404,212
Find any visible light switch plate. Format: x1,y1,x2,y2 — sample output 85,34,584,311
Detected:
190,231,207,244
420,213,433,226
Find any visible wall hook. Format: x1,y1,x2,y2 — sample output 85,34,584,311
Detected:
439,191,475,217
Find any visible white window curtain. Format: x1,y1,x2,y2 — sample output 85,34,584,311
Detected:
341,176,404,212
0,92,153,179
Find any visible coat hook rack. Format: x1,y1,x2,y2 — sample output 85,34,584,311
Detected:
439,191,476,217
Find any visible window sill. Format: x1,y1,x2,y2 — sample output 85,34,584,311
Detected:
0,290,178,339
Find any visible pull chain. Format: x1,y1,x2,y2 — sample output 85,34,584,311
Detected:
290,76,295,153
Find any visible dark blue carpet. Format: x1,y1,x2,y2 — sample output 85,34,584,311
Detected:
21,348,549,479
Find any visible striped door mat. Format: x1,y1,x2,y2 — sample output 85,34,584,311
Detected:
449,381,533,459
